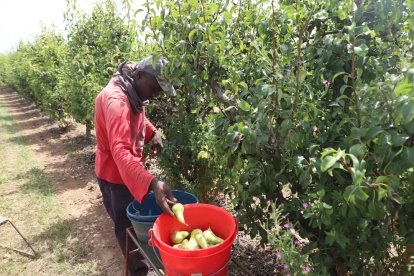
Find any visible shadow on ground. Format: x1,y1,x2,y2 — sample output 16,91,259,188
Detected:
29,203,123,275
0,88,96,195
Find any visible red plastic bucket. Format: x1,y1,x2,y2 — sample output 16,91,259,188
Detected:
148,203,237,276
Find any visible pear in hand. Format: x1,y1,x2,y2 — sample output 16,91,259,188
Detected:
203,227,224,245
172,203,188,226
171,231,189,244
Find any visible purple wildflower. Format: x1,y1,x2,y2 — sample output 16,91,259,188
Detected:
303,202,309,208
323,79,330,88
290,228,296,234
306,265,312,273
287,273,291,276
283,263,289,270
275,252,282,260
283,223,289,229
294,240,300,245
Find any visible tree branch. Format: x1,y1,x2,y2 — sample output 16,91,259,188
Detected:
208,78,236,106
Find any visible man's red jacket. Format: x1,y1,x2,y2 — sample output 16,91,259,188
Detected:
94,78,156,203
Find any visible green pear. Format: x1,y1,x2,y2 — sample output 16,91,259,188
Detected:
173,239,188,249
190,229,203,239
194,232,209,249
170,230,189,244
190,229,208,249
182,237,199,250
203,227,224,245
172,203,188,226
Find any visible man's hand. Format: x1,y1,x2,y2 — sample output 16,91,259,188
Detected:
150,178,177,216
150,131,163,156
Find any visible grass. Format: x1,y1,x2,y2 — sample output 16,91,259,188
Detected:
0,98,101,275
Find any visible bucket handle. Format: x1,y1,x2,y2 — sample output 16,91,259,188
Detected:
148,228,165,267
148,218,240,276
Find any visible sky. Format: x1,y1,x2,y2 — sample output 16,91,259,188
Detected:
0,0,131,54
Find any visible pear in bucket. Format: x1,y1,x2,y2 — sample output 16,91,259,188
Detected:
191,229,209,249
172,203,188,226
170,230,189,244
182,236,199,250
203,227,224,245
173,239,189,249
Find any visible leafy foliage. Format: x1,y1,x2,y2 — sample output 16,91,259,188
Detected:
140,0,414,273
0,0,413,273
62,0,134,135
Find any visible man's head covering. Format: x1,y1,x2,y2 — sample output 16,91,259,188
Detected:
136,56,176,97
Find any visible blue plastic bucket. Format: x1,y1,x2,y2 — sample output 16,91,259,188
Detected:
126,190,198,269
127,190,198,222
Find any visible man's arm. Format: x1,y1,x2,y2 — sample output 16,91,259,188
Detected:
144,117,157,144
144,116,163,156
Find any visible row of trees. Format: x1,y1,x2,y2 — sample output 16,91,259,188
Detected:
1,0,413,274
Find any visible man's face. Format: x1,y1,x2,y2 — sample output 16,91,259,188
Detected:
134,70,162,101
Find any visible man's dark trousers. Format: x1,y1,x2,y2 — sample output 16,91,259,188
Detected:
97,178,149,276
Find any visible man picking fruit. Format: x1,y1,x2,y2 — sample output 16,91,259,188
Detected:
94,56,177,276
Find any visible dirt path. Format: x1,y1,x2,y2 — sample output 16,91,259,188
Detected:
0,88,124,275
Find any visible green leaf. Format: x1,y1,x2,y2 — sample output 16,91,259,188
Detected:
332,71,349,82
377,187,389,201
390,132,409,146
361,25,371,36
340,85,352,95
239,82,248,90
318,189,326,198
207,44,215,57
322,202,332,209
188,29,197,43
365,126,384,141
384,146,404,173
401,101,414,124
344,185,358,204
197,150,209,159
321,156,338,172
394,79,414,95
402,147,414,167
375,175,399,190
321,148,337,158
349,144,366,158
241,191,249,201
314,9,328,20
299,71,307,83
239,100,251,112
355,187,369,202
368,200,382,218
354,43,369,57
335,232,350,249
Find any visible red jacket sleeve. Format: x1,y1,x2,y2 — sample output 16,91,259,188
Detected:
144,117,157,144
105,96,155,203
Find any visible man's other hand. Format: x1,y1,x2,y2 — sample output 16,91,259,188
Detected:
150,179,177,216
150,131,163,156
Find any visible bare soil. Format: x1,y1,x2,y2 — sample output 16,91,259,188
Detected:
0,88,276,276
